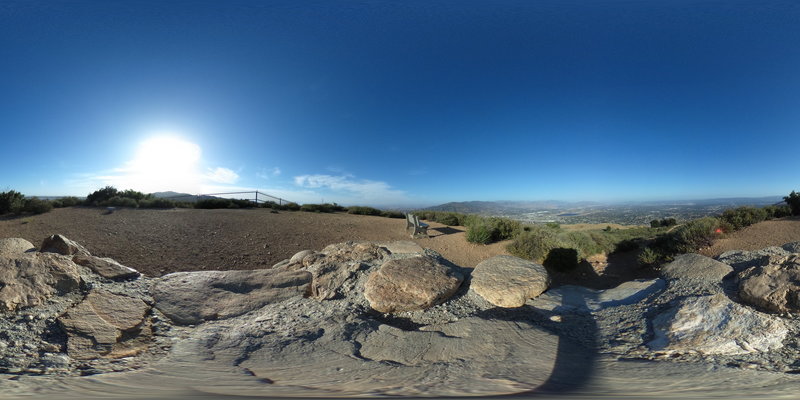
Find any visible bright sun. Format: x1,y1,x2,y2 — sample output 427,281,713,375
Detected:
120,136,203,193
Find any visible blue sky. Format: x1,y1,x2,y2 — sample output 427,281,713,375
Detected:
1,0,798,207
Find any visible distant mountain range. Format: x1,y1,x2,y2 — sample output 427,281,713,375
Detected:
423,196,784,214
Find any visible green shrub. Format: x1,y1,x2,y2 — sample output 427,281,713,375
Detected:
506,226,565,262
613,239,639,253
139,198,177,208
651,218,677,228
120,189,149,201
543,248,580,272
102,196,139,208
764,204,792,219
545,222,561,229
669,217,731,253
56,196,82,207
380,210,405,218
347,206,382,216
86,186,119,205
284,202,301,211
637,247,661,266
488,217,521,240
195,198,234,209
466,223,496,244
22,197,53,214
437,213,462,226
720,206,768,230
784,191,800,216
0,191,25,214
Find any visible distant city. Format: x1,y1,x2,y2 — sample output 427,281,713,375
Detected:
422,197,785,226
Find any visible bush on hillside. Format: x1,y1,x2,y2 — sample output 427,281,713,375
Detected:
53,196,82,208
86,186,119,206
139,198,178,208
300,203,340,213
466,223,495,244
668,216,732,253
720,206,768,230
101,196,139,208
22,197,53,214
637,247,662,266
506,226,565,262
283,202,301,211
764,204,792,219
381,210,405,218
543,248,580,272
650,218,677,228
347,206,382,216
0,190,26,214
785,191,800,216
195,198,235,209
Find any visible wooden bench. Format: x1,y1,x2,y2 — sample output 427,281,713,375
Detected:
406,213,429,237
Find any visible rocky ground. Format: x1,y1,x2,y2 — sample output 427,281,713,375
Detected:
1,212,800,398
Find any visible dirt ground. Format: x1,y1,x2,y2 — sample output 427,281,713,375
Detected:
0,207,509,277
700,216,800,257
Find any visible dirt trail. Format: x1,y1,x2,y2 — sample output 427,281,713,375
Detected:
700,216,800,257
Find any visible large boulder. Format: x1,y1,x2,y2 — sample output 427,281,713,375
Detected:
364,256,463,313
717,246,791,273
40,234,90,257
58,290,151,360
72,254,140,280
738,254,800,313
0,238,35,256
0,253,81,311
649,293,787,355
471,255,549,308
151,269,312,325
661,253,732,283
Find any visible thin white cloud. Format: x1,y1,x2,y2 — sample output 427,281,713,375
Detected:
293,174,407,206
257,167,282,180
206,167,239,184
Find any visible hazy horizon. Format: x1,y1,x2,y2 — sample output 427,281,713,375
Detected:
2,1,799,206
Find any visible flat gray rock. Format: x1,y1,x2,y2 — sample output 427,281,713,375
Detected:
649,293,788,355
530,278,665,312
738,254,800,313
0,253,81,311
151,269,312,325
373,240,425,255
718,247,791,272
40,234,91,257
364,255,463,313
782,241,800,253
58,290,151,360
661,253,732,282
72,254,140,280
0,238,35,256
471,255,550,308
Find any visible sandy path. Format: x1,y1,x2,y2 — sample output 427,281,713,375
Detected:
0,207,508,277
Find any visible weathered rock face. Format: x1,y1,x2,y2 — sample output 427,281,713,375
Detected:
738,254,800,313
321,241,390,264
0,253,81,311
531,279,665,313
471,255,549,308
58,290,152,360
782,242,800,254
0,238,35,256
717,246,791,273
72,254,140,280
661,253,733,282
151,269,313,325
290,250,314,264
40,234,90,257
649,293,788,355
307,261,365,300
364,256,463,313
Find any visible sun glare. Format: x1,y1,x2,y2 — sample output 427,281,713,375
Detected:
120,136,203,193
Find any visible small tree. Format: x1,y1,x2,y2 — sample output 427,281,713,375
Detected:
784,191,800,216
86,186,119,206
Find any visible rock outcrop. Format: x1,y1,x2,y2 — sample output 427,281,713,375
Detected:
151,269,312,325
738,254,800,313
471,255,550,308
531,279,665,312
58,290,152,359
72,254,140,280
364,255,463,313
40,234,90,257
717,246,791,272
0,252,81,311
661,253,732,282
649,293,788,355
0,237,35,256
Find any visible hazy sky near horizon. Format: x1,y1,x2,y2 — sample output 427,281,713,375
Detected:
1,0,799,206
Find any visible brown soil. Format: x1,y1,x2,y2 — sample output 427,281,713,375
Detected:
700,216,800,257
0,207,509,277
